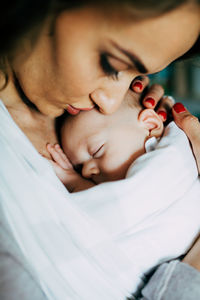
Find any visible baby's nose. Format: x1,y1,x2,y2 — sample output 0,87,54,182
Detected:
82,160,100,179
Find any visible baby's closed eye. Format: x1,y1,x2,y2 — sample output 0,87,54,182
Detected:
90,144,105,158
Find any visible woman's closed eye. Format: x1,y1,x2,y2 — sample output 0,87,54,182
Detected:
100,52,131,80
100,53,119,80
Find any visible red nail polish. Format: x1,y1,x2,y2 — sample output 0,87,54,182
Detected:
133,81,143,91
158,111,167,121
145,97,155,107
173,103,186,113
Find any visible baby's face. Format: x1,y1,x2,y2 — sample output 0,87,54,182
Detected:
61,94,147,184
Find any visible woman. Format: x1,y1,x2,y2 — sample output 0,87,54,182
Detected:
0,0,200,299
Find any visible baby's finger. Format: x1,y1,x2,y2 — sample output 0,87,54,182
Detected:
54,144,69,162
172,103,200,173
47,144,71,170
143,84,164,109
54,144,73,169
131,76,149,93
156,95,175,122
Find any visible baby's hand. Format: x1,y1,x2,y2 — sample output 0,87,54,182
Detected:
47,143,73,171
46,143,79,188
46,143,94,192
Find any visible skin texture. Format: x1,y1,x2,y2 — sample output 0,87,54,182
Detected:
173,105,200,174
47,90,163,190
61,92,163,184
61,106,146,184
183,234,200,272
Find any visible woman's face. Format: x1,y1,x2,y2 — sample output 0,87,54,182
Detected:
12,3,200,117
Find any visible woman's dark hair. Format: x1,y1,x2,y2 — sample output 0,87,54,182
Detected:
0,0,52,87
0,0,51,55
52,0,200,14
1,0,199,57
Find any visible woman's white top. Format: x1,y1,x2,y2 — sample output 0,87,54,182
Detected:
0,99,200,300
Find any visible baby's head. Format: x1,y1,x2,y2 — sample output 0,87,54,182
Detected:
60,90,163,184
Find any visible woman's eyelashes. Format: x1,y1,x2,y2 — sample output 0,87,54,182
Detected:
100,53,119,80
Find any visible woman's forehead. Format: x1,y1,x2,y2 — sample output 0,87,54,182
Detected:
56,4,200,73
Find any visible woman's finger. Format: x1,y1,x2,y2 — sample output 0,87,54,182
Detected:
131,76,150,93
142,83,165,109
172,102,200,173
156,95,175,122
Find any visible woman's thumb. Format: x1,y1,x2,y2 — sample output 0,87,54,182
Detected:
172,103,200,140
172,102,200,173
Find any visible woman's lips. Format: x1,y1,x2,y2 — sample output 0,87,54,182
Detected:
66,105,80,115
66,105,94,115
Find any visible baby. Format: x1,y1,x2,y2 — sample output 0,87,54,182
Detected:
44,91,200,297
47,89,163,192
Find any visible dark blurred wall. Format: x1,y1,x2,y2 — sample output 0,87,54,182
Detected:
150,58,200,118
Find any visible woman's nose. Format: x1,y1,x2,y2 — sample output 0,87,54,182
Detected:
90,84,130,114
82,160,100,179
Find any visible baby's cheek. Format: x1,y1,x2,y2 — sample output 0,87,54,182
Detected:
100,158,127,181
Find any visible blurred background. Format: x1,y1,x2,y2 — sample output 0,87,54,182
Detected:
149,57,200,119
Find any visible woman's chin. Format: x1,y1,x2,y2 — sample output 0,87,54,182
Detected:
37,105,65,118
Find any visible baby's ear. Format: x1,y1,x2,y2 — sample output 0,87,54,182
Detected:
138,109,164,138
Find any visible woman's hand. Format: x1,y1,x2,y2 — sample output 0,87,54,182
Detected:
131,76,174,122
172,103,200,174
172,105,200,271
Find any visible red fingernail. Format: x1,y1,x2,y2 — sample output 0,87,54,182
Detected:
158,111,167,121
145,97,155,107
173,102,186,113
133,81,143,91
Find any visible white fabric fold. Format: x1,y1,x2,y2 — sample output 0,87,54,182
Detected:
0,99,200,300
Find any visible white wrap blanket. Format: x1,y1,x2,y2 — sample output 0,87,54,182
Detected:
0,99,200,300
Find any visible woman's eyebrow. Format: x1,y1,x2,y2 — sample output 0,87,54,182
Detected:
110,41,148,74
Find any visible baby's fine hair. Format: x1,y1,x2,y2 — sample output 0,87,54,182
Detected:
125,89,143,111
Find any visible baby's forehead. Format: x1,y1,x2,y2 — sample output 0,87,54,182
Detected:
62,99,140,132
62,109,105,132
